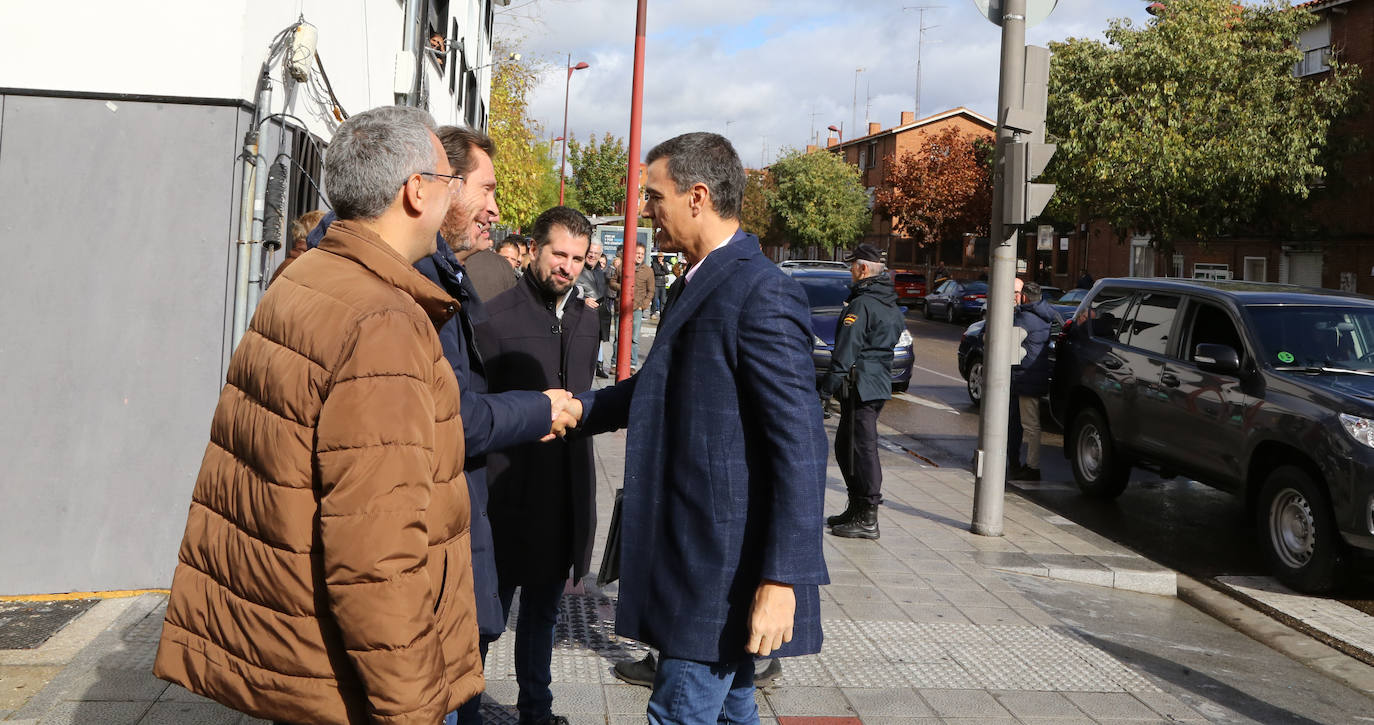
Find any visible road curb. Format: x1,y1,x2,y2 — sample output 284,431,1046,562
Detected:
1177,574,1374,695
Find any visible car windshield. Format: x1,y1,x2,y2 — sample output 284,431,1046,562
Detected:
797,277,852,308
894,273,923,283
1058,289,1087,304
1248,305,1374,372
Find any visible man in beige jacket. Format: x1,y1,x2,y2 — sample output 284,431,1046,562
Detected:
607,245,656,371
155,105,482,725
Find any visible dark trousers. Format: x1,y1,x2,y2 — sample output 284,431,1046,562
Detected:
497,576,567,724
835,396,885,506
653,284,666,313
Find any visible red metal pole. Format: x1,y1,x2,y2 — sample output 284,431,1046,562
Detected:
615,0,648,381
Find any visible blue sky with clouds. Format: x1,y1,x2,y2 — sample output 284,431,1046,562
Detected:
496,0,1156,167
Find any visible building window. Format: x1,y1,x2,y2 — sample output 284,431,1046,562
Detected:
1243,257,1267,282
866,141,878,169
1129,236,1155,277
1294,18,1331,77
426,0,451,73
1193,263,1232,281
465,71,479,127
1172,254,1184,278
858,147,867,170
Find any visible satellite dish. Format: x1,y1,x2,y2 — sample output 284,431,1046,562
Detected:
971,0,1059,29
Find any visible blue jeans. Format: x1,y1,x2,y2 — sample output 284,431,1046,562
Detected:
647,657,757,725
445,634,495,725
613,309,643,369
496,577,566,723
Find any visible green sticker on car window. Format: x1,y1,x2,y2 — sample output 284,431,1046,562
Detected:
1277,351,1295,363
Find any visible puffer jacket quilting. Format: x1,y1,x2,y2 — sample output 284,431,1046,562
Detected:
154,220,483,725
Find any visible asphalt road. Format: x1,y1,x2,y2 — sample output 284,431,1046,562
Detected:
887,309,1374,609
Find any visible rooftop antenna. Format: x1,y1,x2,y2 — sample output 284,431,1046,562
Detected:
904,4,946,120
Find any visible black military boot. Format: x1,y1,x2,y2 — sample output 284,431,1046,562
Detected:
826,496,860,528
830,503,879,540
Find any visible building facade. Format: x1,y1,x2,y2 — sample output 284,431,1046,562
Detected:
0,0,505,594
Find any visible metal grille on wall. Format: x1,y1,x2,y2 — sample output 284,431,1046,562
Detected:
289,127,325,222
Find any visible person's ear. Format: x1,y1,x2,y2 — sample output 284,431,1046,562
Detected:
401,174,429,215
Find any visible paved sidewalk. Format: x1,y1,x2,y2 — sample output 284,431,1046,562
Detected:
2,406,1370,723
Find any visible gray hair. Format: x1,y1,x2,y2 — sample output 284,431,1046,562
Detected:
858,259,886,276
325,105,440,220
1022,281,1042,303
645,132,745,220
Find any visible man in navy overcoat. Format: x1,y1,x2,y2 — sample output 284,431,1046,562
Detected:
571,133,829,725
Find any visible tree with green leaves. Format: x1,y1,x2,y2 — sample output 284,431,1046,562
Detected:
1046,0,1360,249
740,168,780,245
766,149,871,253
488,43,552,231
567,133,628,215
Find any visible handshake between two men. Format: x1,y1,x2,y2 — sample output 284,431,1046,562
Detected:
541,389,585,441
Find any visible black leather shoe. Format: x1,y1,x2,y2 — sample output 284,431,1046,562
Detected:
826,497,859,528
612,652,656,688
519,716,569,725
830,504,879,540
753,657,782,686
595,365,610,379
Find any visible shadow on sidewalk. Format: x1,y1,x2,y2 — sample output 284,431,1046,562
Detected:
1075,631,1324,725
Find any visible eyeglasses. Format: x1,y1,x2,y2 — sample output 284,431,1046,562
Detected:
418,171,465,190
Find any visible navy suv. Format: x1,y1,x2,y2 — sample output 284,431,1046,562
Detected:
1052,279,1374,593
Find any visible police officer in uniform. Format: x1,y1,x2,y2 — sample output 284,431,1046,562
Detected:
821,243,905,540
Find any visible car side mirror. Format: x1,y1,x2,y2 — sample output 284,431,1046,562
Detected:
1194,343,1241,375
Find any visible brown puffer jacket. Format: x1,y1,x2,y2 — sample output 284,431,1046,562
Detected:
154,220,483,725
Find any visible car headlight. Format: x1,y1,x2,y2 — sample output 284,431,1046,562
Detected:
1340,414,1374,448
897,329,913,348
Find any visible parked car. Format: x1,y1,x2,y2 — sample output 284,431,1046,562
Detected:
1051,287,1089,320
924,279,987,324
783,268,914,392
1051,278,1374,593
956,316,1063,408
893,271,928,305
779,259,848,270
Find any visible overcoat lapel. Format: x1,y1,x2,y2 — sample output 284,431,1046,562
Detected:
651,229,754,345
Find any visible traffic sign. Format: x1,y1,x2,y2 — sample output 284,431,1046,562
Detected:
971,0,1058,28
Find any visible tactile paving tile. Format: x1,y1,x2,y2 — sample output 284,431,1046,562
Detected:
946,642,1053,691
548,652,607,684
770,655,835,687
823,619,1161,693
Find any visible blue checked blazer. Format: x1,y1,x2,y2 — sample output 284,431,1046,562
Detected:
577,230,829,663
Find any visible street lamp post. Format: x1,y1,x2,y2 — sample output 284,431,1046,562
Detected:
828,123,843,142
559,56,590,206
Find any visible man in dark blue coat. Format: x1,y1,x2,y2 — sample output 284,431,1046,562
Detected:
570,133,828,725
1008,280,1060,481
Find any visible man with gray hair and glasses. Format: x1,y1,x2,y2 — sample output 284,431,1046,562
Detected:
154,105,484,725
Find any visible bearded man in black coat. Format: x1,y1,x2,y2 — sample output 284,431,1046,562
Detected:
474,206,600,725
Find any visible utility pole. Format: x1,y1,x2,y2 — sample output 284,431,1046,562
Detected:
971,0,1057,537
903,5,945,121
615,0,648,380
810,106,821,146
761,135,768,168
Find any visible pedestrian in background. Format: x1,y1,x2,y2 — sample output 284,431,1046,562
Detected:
608,246,654,372
267,208,327,285
569,132,829,724
476,206,600,725
577,240,613,378
651,251,669,318
155,105,482,724
822,243,904,541
1008,280,1058,481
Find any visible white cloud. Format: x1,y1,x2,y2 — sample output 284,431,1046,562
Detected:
497,0,1152,167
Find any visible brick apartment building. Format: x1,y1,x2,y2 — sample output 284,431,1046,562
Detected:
769,107,995,268
1072,0,1374,294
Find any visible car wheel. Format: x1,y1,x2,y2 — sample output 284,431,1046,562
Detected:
1067,407,1129,499
892,381,909,393
945,304,955,324
966,356,984,406
1258,466,1343,593
923,302,933,320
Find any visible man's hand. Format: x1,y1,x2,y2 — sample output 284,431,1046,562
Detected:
746,580,794,656
540,390,584,441
584,298,600,309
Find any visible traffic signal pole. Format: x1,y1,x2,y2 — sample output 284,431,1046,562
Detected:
971,0,1027,537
